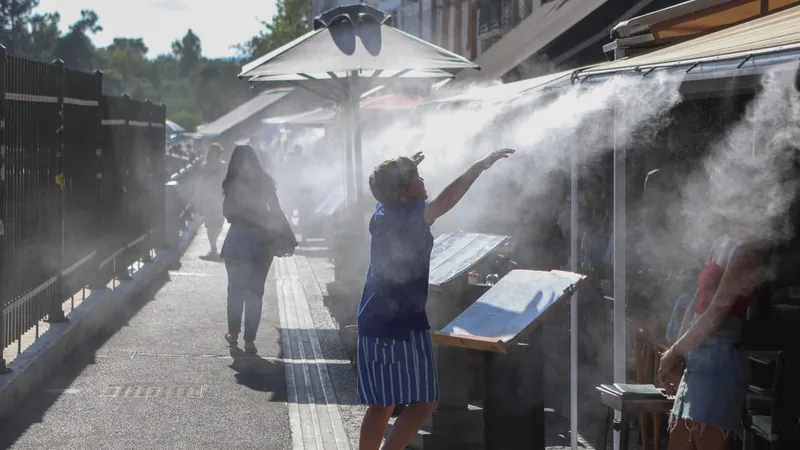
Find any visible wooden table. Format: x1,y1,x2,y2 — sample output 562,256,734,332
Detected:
596,385,674,450
434,269,587,450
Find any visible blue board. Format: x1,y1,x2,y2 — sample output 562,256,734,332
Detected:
428,232,509,286
434,269,586,352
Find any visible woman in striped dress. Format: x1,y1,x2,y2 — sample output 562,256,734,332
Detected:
357,148,515,450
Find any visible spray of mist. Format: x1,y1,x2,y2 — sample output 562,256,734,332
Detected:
360,73,681,237
636,64,800,296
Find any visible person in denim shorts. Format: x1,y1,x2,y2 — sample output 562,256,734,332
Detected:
658,179,766,449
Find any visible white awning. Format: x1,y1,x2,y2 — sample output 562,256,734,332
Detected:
580,5,800,76
196,89,292,137
456,0,608,83
433,67,586,105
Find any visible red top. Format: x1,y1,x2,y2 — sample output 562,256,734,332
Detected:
694,262,751,318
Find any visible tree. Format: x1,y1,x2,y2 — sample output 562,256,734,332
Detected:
0,0,39,53
238,0,309,59
4,7,255,133
101,39,151,97
54,9,103,70
108,37,148,55
20,12,60,60
171,29,201,76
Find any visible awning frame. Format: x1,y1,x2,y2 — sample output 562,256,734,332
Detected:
571,44,800,94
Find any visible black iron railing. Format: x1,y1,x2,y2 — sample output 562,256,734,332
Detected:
0,45,200,372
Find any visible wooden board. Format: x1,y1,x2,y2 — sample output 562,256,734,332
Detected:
428,232,509,286
433,270,586,352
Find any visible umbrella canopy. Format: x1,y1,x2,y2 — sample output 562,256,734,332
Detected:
239,4,477,80
239,4,480,205
165,119,185,134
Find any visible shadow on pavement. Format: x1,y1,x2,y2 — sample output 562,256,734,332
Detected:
228,347,287,399
274,327,361,406
199,254,224,263
0,272,171,448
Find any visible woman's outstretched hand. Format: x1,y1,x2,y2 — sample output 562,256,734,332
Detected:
478,148,515,170
411,151,425,166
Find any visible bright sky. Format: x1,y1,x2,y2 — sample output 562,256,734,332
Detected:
35,0,278,59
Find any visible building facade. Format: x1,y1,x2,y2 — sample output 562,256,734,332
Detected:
310,0,694,83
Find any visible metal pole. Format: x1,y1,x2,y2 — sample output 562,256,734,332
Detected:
48,59,68,323
343,104,353,205
351,71,364,203
612,104,627,450
569,141,579,450
0,44,9,373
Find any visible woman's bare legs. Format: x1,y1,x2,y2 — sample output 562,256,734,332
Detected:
693,424,732,450
669,418,698,450
668,419,731,450
207,224,222,255
359,404,394,450
382,402,438,450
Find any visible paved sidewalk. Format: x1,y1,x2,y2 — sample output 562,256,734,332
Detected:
0,224,362,450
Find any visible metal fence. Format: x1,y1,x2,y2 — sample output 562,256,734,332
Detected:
0,45,199,372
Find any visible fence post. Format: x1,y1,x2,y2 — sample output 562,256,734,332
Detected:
165,181,180,249
140,99,155,263
0,44,10,373
154,102,167,251
47,59,68,324
115,94,132,281
89,70,106,289
90,87,111,290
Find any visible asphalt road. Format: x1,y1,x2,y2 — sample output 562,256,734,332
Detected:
0,226,290,450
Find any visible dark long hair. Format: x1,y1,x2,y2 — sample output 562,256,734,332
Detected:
222,145,275,196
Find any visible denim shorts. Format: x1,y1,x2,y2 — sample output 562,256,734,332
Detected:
669,318,751,435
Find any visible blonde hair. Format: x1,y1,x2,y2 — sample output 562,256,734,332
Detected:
204,143,223,164
368,156,417,206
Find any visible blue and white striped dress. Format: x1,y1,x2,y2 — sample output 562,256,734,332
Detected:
357,329,439,406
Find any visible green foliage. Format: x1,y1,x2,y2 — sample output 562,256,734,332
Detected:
0,0,39,54
54,10,102,71
237,0,310,59
1,4,307,133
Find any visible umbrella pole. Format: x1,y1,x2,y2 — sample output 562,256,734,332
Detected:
343,99,354,204
612,104,627,450
350,70,364,203
570,143,579,450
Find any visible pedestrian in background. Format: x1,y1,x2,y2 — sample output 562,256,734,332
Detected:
198,143,226,258
220,145,297,354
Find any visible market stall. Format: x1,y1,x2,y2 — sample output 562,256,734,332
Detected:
572,5,800,449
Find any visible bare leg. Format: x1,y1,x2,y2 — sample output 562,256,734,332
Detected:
359,404,395,450
668,418,697,450
382,402,438,450
694,425,732,450
208,224,222,254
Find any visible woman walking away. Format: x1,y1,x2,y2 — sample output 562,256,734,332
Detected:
221,145,297,354
357,148,515,450
658,172,766,450
199,143,226,258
